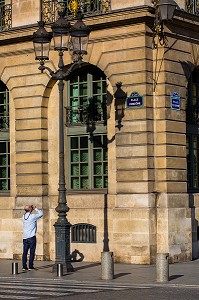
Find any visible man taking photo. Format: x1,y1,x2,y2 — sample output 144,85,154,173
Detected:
22,204,43,271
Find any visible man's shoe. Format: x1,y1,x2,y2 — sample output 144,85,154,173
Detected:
28,267,36,270
22,267,28,271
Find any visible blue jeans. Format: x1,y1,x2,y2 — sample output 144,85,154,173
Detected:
22,236,36,268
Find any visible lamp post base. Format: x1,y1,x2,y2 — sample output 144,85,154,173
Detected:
54,219,73,273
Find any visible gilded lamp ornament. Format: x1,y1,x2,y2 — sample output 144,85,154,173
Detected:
68,0,81,17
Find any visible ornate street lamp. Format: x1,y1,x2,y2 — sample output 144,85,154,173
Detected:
33,21,52,61
153,0,178,48
33,10,91,272
157,0,177,22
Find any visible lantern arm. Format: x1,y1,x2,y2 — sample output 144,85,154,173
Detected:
38,63,56,78
62,59,83,79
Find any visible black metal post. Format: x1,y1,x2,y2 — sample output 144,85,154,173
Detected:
52,52,73,272
37,52,80,274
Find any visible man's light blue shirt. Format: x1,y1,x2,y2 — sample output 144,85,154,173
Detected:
22,208,43,239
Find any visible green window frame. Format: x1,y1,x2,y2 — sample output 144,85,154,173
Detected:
186,135,199,190
69,134,108,189
0,81,10,192
186,68,199,191
67,67,108,190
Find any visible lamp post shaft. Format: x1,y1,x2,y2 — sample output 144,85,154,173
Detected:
53,53,73,272
58,79,66,208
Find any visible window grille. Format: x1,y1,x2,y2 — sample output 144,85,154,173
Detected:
41,0,111,23
186,69,199,190
0,1,12,31
185,0,199,15
0,82,10,191
71,223,96,243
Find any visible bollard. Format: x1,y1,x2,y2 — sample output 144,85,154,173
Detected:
101,251,114,280
12,262,18,275
57,263,63,277
156,253,169,282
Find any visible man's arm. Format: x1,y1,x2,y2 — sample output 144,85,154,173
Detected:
33,206,43,220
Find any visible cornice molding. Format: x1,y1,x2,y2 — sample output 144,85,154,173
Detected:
0,6,199,46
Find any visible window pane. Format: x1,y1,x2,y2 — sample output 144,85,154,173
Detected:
80,164,88,175
93,136,101,148
80,137,88,148
103,162,108,174
80,97,88,107
71,137,78,149
80,150,88,162
70,84,78,97
71,164,79,176
94,149,102,161
0,142,6,153
79,83,87,96
0,179,7,190
94,177,103,188
71,151,79,162
0,155,6,166
0,167,6,178
94,163,102,175
71,178,79,189
80,177,89,189
93,81,101,94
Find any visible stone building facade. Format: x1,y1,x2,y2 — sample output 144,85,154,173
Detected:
0,0,199,264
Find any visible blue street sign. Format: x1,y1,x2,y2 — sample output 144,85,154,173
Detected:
171,92,180,110
126,92,143,108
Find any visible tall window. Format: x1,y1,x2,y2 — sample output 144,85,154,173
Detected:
186,68,199,190
0,81,10,191
66,66,108,190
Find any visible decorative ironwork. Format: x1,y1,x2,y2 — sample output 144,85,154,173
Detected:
185,0,199,15
0,3,12,31
186,104,199,124
65,99,107,126
0,115,9,130
71,223,96,243
68,0,80,17
41,0,111,22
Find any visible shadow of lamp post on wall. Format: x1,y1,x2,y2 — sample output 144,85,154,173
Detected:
33,9,91,273
153,0,178,48
153,0,178,282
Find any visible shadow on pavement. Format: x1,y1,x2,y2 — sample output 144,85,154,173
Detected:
35,264,54,270
114,273,132,279
74,263,101,271
169,275,184,281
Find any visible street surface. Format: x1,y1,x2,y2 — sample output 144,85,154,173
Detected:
0,277,199,300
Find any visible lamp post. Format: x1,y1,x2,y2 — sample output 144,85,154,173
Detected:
33,10,91,272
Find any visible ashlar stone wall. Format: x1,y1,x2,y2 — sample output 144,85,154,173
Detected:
0,5,198,264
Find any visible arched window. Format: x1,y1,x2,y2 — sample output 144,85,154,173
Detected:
0,81,10,191
66,65,108,190
186,68,199,190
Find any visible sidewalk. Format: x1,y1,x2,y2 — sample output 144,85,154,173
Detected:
0,259,199,286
